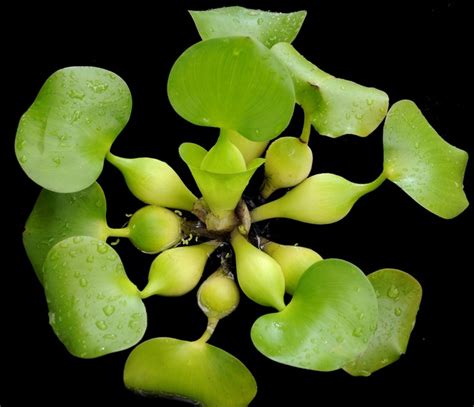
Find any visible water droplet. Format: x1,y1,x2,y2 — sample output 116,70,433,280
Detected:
103,305,115,316
104,333,116,340
87,255,94,263
79,278,88,287
67,89,85,100
59,240,69,248
366,99,374,106
70,110,82,123
97,243,108,254
19,155,27,164
381,358,389,365
87,80,109,93
48,312,56,326
17,139,26,150
95,199,103,207
387,285,399,299
201,117,210,124
132,312,141,320
358,312,365,320
233,48,241,57
128,319,140,329
95,320,108,330
107,253,117,261
52,156,61,166
257,17,264,25
394,307,402,317
352,327,363,337
273,322,282,329
355,113,363,120
72,236,83,244
336,336,344,343
69,250,78,258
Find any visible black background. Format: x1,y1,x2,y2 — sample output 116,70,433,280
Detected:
1,1,472,405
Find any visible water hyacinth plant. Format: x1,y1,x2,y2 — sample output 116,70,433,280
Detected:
15,6,468,406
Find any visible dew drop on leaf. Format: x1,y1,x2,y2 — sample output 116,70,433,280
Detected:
103,305,115,316
387,285,400,299
95,320,108,330
97,243,108,254
352,327,363,337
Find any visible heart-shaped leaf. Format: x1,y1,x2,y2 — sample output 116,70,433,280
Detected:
15,67,132,192
383,100,469,218
168,37,295,141
251,259,378,371
271,43,388,138
190,6,307,48
124,337,257,407
23,183,109,282
344,268,422,376
43,236,146,358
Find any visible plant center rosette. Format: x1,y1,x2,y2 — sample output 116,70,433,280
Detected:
16,6,468,407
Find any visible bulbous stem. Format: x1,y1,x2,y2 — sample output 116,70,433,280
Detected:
195,317,219,344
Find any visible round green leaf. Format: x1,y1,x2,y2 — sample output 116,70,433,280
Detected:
15,67,132,192
23,182,109,282
124,337,257,407
271,43,388,138
190,6,307,48
43,236,146,358
344,268,422,376
168,37,295,141
383,100,469,219
251,259,378,371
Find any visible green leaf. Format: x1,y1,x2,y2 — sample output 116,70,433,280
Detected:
124,337,257,407
23,183,109,282
190,6,307,48
43,236,146,358
168,37,295,141
251,173,385,225
15,67,132,192
384,100,469,218
251,259,378,371
344,269,422,376
180,142,264,216
271,43,388,138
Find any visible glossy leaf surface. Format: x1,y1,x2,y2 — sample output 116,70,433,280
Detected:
23,183,109,282
15,67,132,192
124,337,257,407
272,43,388,138
190,6,306,48
251,259,378,371
43,236,146,358
384,100,469,218
168,37,295,141
344,268,422,376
